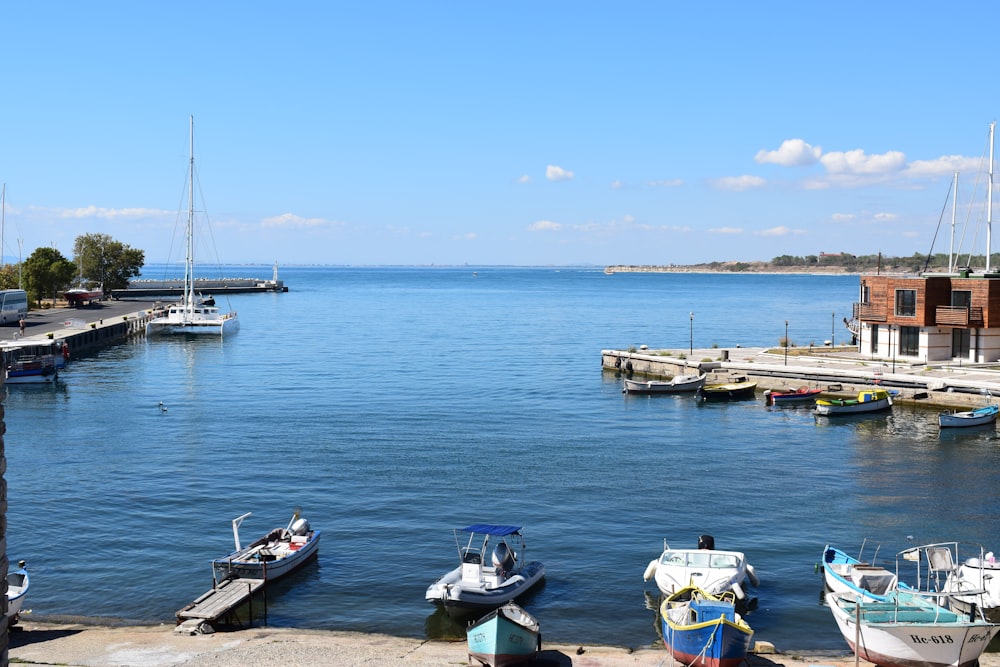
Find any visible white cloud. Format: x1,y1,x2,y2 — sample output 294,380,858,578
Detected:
57,205,169,219
820,149,906,175
755,226,804,237
713,175,766,191
755,139,822,166
610,180,624,189
647,179,684,188
546,165,574,181
831,213,856,221
874,212,898,221
707,227,743,234
517,174,531,184
904,155,982,178
529,220,562,232
261,213,332,228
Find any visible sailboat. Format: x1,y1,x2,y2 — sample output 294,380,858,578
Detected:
146,116,239,337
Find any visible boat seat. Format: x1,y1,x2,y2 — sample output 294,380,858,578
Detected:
290,535,308,545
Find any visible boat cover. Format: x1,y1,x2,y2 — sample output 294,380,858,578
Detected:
460,524,522,536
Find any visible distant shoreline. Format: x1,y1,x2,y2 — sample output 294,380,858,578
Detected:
604,264,862,275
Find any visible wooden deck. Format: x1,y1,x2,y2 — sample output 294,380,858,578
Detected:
176,576,266,626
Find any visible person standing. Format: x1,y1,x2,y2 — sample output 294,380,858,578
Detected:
18,317,24,336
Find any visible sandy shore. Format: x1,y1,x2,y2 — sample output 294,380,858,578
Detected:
3,619,935,667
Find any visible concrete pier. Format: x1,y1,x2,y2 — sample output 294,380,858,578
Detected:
603,346,1000,409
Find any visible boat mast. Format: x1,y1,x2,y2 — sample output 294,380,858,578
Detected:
950,172,958,274
186,115,196,311
1,183,5,268
988,121,995,273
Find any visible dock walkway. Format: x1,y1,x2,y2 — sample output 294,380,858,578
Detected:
603,346,1000,409
175,576,266,630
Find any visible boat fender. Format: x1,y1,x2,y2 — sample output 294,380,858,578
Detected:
614,356,622,368
643,560,657,581
625,360,633,372
746,564,760,587
732,581,746,600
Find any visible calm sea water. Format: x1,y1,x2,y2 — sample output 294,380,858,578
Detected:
5,267,1000,651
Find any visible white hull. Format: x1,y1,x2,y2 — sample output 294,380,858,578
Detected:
644,545,758,602
212,513,320,582
6,563,28,626
827,591,999,667
426,560,545,614
946,557,1000,622
623,374,706,394
146,313,240,337
815,398,891,415
939,407,998,428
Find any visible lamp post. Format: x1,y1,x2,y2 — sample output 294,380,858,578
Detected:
784,320,789,366
689,312,694,356
831,311,835,348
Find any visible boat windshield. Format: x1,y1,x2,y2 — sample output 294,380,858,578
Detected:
660,551,740,568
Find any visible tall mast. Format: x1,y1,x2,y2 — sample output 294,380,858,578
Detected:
1,183,5,268
988,121,995,273
950,172,958,274
186,115,195,310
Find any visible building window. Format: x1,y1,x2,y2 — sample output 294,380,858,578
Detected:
870,324,879,354
900,326,919,356
895,289,917,317
861,284,871,305
951,290,971,308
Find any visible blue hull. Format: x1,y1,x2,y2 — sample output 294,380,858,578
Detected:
467,603,540,667
660,589,753,667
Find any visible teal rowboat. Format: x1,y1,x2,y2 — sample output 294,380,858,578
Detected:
467,602,541,667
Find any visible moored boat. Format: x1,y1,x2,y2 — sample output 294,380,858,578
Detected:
826,589,999,667
466,602,541,667
699,377,757,401
63,284,104,307
660,586,754,667
211,510,320,582
814,388,892,415
644,535,758,609
425,524,545,617
939,403,999,428
6,560,29,627
5,355,59,384
623,373,706,394
821,543,899,601
145,116,239,337
765,386,823,405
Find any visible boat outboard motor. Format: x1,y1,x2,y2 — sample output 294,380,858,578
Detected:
492,542,516,573
290,517,310,536
698,534,715,550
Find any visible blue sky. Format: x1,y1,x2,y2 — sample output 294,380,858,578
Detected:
2,2,999,267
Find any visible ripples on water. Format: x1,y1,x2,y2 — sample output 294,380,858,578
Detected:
4,268,1000,650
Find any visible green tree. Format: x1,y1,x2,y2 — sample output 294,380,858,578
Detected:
23,247,77,303
0,264,20,290
73,233,145,293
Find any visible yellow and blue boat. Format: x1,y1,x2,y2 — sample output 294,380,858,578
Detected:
660,586,753,667
467,602,540,667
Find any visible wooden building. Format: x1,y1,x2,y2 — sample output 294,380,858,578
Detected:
852,270,1000,363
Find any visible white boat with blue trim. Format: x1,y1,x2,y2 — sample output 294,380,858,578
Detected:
425,524,545,617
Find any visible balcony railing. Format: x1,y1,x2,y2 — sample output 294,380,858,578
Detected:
853,303,886,322
936,305,984,326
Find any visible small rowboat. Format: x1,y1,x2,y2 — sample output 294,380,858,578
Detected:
467,602,541,667
815,388,892,416
660,586,754,667
764,386,823,405
623,373,706,394
939,403,999,428
699,377,756,400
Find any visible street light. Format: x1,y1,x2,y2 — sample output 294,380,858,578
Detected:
831,311,835,348
784,320,789,366
891,325,896,373
689,312,694,356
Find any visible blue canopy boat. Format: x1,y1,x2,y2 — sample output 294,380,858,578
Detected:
425,524,545,617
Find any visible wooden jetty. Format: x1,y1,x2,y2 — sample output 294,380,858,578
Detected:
176,576,266,631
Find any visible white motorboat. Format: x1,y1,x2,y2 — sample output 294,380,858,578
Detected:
146,116,239,337
643,535,759,607
623,373,706,394
7,560,29,627
425,524,545,617
211,511,320,582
